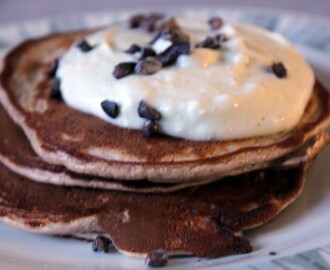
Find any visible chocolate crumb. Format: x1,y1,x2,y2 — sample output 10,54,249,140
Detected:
92,235,112,253
269,251,277,256
138,101,161,120
76,39,94,52
101,100,119,118
271,62,287,78
157,42,190,67
48,59,59,78
113,62,136,79
145,249,168,267
50,78,62,100
135,57,162,75
125,44,141,54
209,16,224,30
139,47,157,60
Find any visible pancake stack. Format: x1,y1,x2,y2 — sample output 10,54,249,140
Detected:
0,14,330,261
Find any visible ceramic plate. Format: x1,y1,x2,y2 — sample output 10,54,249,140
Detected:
0,7,330,270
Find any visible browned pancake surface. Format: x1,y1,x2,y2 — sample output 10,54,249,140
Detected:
0,103,230,192
0,159,306,257
0,31,330,182
1,100,329,195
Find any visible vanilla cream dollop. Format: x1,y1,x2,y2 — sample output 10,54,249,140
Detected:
57,18,314,141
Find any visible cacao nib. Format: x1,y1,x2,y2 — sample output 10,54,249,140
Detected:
129,13,164,33
128,14,145,29
157,42,190,67
209,16,224,30
142,120,160,137
125,44,141,54
271,62,287,78
76,39,94,52
48,59,59,78
113,62,136,79
135,57,162,75
92,235,112,253
145,249,168,267
161,28,190,44
50,78,62,100
139,47,157,60
138,101,161,120
101,100,119,118
195,36,220,49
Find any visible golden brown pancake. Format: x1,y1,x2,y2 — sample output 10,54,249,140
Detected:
0,159,307,257
0,31,330,182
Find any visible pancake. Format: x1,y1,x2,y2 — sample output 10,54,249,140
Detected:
1,100,329,194
0,158,307,257
0,103,221,193
0,31,330,183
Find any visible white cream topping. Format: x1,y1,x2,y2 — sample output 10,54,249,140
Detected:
57,18,315,141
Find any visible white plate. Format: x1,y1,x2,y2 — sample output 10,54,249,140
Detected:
0,8,330,270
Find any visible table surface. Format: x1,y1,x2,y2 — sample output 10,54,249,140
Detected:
0,0,330,25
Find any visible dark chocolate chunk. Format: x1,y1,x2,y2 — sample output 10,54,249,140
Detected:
48,59,59,78
209,16,224,30
271,62,287,78
142,119,159,137
138,101,161,120
145,249,168,267
156,42,190,67
139,47,157,60
135,57,162,75
125,44,141,54
50,78,62,100
92,235,112,253
101,100,119,118
76,39,94,52
113,62,136,79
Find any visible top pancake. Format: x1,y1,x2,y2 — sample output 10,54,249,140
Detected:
0,30,330,182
